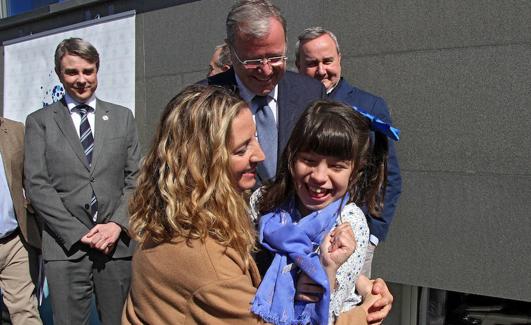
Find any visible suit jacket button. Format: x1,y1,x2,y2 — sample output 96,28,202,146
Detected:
84,204,90,209
90,177,95,182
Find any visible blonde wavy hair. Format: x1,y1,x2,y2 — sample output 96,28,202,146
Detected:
129,84,256,264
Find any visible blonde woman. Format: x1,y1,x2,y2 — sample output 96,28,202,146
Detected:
122,85,382,324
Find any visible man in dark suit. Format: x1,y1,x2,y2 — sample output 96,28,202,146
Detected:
0,117,42,324
205,0,325,183
24,38,140,325
296,27,402,277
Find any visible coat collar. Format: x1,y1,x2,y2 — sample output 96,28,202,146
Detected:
0,118,7,133
328,78,351,100
0,118,14,192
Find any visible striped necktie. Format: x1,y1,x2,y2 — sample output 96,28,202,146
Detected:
73,104,98,221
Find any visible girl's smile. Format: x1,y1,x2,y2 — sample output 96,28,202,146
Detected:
292,151,353,216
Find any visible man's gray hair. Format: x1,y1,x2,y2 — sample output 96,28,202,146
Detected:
295,27,340,62
54,37,100,73
215,43,232,68
226,0,287,47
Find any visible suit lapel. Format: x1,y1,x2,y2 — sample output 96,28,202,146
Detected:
276,77,297,155
53,99,90,170
329,78,351,101
91,99,110,173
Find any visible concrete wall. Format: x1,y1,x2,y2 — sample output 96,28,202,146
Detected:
1,0,530,302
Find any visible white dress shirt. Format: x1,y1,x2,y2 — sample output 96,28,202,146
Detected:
65,93,97,138
235,74,279,126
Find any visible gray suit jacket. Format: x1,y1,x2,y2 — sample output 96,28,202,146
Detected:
24,98,140,261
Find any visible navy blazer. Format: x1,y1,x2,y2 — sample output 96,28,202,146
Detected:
204,68,326,182
329,78,402,242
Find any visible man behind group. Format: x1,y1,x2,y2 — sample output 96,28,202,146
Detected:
205,0,325,183
295,27,402,276
207,43,232,77
0,117,42,324
24,37,140,325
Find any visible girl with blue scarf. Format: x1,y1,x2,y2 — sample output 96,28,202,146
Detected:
250,100,395,324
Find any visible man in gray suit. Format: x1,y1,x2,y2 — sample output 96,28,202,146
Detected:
24,38,140,325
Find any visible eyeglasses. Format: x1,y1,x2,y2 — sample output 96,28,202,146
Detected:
232,48,287,69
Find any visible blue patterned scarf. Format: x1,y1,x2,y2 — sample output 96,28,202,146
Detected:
251,196,347,324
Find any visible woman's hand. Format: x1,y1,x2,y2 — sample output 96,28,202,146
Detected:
356,275,382,317
356,276,394,324
295,272,323,302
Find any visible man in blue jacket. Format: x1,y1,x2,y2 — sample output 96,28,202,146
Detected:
296,27,402,276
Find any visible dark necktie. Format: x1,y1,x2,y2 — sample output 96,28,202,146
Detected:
73,104,98,221
253,95,277,180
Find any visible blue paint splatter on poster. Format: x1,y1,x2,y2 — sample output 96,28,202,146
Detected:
41,70,64,107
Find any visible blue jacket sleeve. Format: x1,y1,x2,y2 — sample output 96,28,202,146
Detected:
366,97,402,241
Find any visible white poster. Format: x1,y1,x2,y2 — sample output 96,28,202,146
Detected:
3,12,135,123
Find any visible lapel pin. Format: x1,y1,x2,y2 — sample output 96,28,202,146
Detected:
102,115,109,121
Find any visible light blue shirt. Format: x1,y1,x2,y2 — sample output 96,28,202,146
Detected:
0,151,18,238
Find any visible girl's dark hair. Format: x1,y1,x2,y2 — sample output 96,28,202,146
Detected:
259,100,389,217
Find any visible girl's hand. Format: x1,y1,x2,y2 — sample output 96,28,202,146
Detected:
319,223,356,291
320,222,357,271
295,223,357,300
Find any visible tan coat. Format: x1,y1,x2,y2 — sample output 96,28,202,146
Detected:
0,117,41,249
122,236,368,325
122,236,266,324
